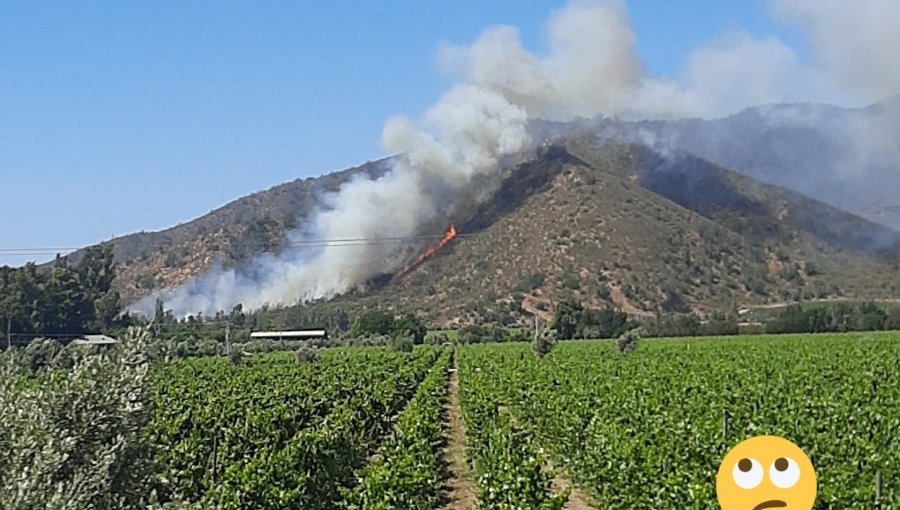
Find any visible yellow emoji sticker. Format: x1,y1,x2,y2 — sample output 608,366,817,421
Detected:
717,435,817,510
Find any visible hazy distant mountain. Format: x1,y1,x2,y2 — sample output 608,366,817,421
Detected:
618,96,900,230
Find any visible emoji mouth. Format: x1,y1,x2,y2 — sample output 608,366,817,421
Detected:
753,501,787,510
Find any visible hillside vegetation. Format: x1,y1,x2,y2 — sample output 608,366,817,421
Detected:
312,142,900,326
48,120,900,326
59,159,391,303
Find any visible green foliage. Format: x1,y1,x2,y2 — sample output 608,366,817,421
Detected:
94,289,123,331
560,269,581,290
766,301,899,334
21,337,65,371
343,351,451,509
642,313,701,338
595,281,611,300
350,311,395,338
75,245,120,331
553,301,583,340
457,324,508,344
554,300,630,339
423,332,450,345
145,348,441,507
154,296,165,325
531,327,557,358
0,246,123,343
458,347,569,509
458,334,900,507
516,272,546,293
0,328,161,509
294,346,319,363
348,312,427,345
701,312,740,336
393,313,427,344
391,335,414,353
616,327,641,354
39,267,92,334
502,328,531,343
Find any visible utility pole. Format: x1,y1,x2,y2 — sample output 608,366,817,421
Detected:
225,321,231,356
534,315,539,340
876,470,882,504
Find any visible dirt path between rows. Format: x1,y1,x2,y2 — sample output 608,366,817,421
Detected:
551,471,597,510
440,351,478,510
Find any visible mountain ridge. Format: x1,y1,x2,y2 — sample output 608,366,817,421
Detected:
49,100,900,322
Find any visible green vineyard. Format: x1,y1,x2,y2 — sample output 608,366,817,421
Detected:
458,334,900,508
147,347,442,508
2,332,898,508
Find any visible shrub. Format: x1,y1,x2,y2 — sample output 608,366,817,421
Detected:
700,313,740,336
390,335,414,353
516,272,546,293
294,346,319,363
194,337,222,357
228,349,243,365
561,271,581,290
349,311,394,338
22,338,64,371
503,328,531,343
354,334,390,347
617,328,641,354
392,314,427,344
531,328,557,358
425,332,449,345
458,325,491,344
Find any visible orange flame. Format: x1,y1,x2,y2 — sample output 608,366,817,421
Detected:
396,225,458,279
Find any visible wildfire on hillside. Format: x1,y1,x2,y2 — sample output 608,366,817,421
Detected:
394,225,458,280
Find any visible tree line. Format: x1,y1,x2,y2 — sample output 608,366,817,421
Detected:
552,300,740,340
0,246,126,347
765,302,900,334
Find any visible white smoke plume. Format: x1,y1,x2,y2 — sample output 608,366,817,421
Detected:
773,0,900,101
133,0,900,317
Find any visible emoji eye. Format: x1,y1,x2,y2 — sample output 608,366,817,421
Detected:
769,457,801,488
733,457,764,489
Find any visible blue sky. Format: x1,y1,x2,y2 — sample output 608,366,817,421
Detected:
0,0,802,266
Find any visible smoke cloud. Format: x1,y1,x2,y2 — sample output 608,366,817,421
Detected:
133,0,900,317
774,0,900,101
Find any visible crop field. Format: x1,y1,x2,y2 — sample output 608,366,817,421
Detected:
136,332,898,509
145,347,444,508
5,332,897,509
458,333,900,508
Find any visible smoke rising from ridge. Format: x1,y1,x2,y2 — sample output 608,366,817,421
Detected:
133,0,900,317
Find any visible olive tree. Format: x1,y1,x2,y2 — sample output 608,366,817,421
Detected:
0,327,166,509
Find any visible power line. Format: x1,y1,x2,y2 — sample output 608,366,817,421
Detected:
0,231,472,257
